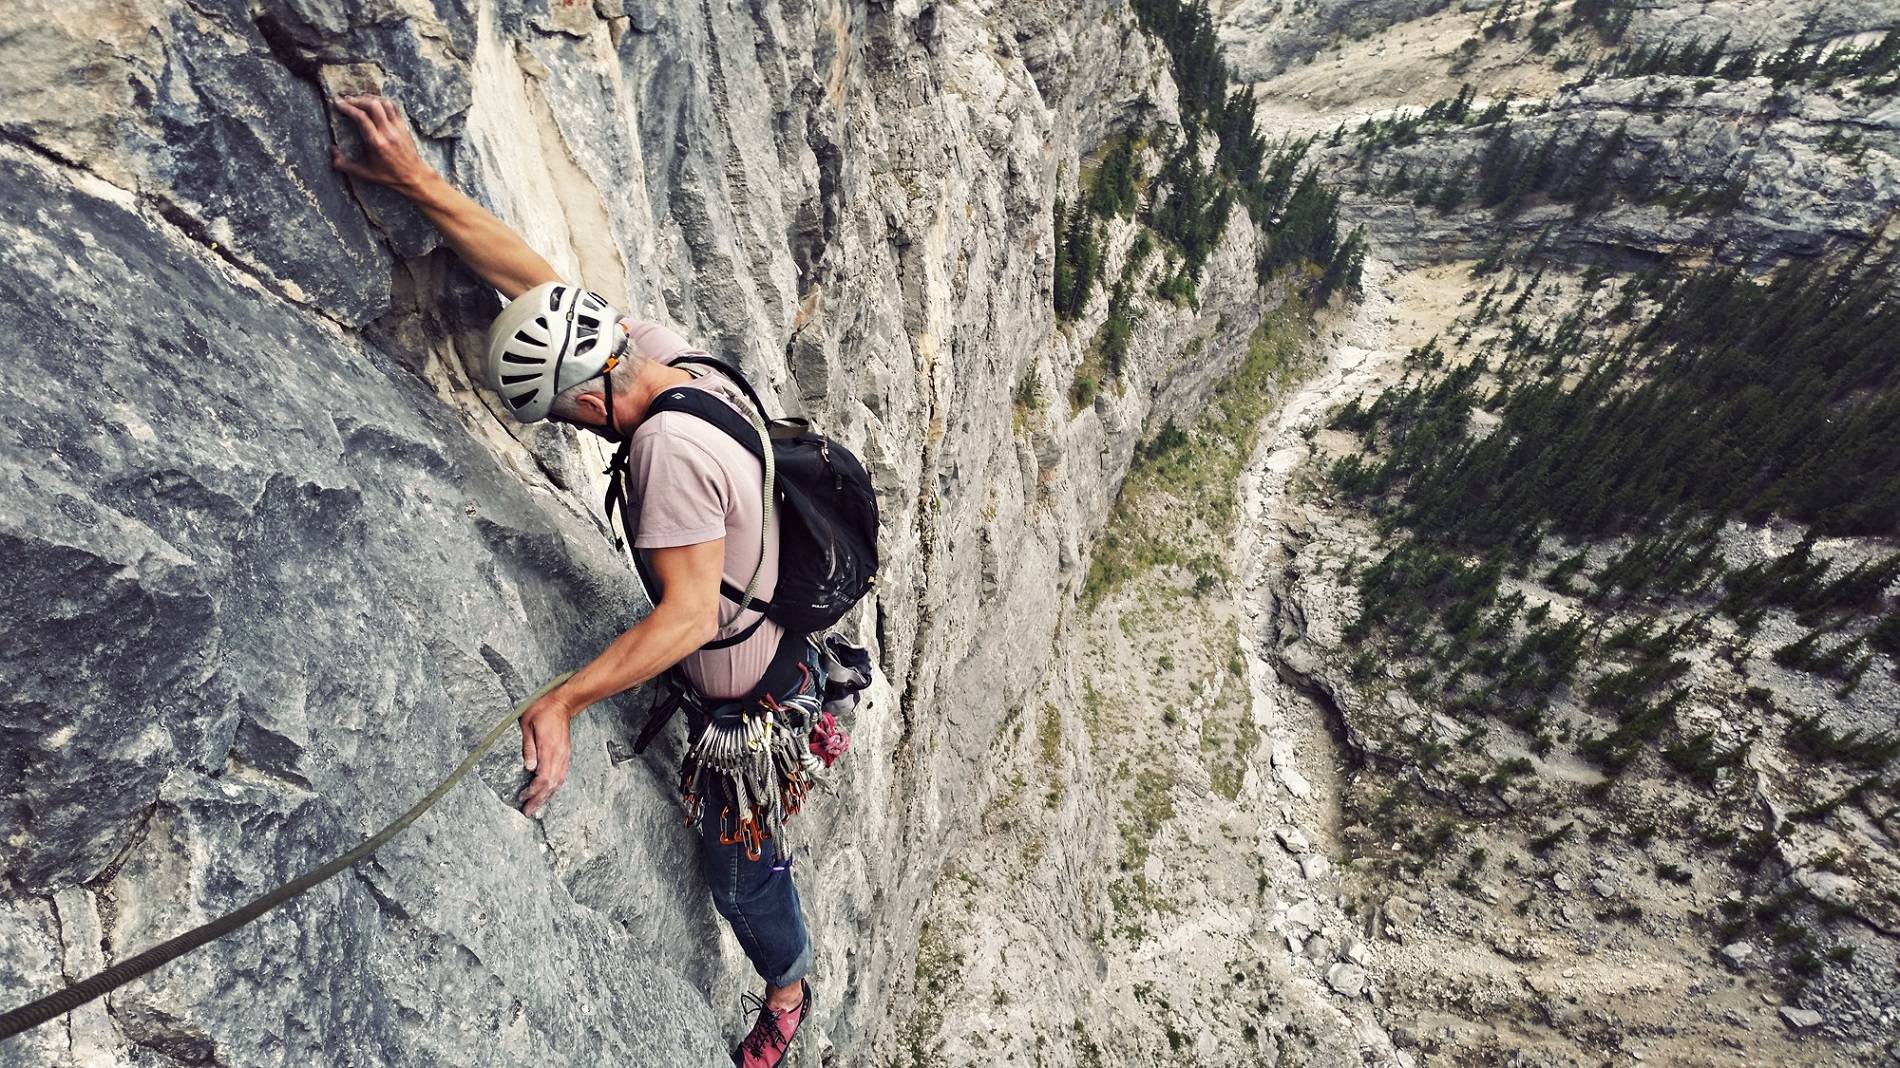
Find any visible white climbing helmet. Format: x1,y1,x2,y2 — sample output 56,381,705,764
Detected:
482,282,622,423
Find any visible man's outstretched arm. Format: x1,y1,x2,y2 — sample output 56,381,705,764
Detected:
330,95,559,300
513,539,726,817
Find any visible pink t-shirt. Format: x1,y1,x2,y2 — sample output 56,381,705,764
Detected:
619,320,783,699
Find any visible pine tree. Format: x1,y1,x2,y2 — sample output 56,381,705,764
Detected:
1719,43,1761,80
1051,196,1072,320
1217,88,1266,187
1088,135,1141,218
1317,227,1367,303
1099,278,1137,376
1475,125,1521,208
1053,200,1104,321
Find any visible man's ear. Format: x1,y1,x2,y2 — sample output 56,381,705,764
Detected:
571,389,608,426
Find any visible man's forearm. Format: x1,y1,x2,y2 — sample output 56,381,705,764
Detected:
550,603,716,720
402,172,561,300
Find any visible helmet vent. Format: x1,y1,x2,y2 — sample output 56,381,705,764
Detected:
548,286,566,309
502,352,541,365
508,389,540,410
575,338,596,356
500,373,539,385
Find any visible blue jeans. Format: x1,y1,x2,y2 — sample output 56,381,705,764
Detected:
691,645,819,989
699,797,812,988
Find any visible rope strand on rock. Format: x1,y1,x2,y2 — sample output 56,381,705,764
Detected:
0,672,574,1042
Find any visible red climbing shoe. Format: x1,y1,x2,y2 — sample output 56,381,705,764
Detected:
731,980,811,1068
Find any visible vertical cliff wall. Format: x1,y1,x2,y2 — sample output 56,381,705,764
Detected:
0,0,1277,1063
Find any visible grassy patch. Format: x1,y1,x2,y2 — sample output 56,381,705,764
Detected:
1039,703,1065,808
1083,296,1311,607
1201,658,1261,801
1119,768,1178,875
1070,357,1104,411
1012,365,1046,433
1110,762,1181,934
892,917,965,1068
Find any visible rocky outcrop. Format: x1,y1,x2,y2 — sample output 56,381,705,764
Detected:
1620,0,1899,48
1267,462,1900,1060
1224,0,1900,270
1236,250,1900,1063
1218,0,1455,81
1326,74,1900,270
1221,0,1900,84
0,0,1275,1064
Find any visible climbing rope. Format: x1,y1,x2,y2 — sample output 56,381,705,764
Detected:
0,671,574,1042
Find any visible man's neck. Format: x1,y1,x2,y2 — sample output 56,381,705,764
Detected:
618,361,698,429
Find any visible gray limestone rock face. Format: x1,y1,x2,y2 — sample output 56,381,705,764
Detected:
0,0,1283,1062
0,0,423,325
0,144,720,1065
1324,73,1900,271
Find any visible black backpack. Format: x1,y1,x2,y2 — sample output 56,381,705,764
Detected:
601,355,879,649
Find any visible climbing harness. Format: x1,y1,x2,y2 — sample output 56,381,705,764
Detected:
672,634,869,860
0,672,575,1042
636,633,869,862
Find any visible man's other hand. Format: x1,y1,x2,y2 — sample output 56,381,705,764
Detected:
330,95,434,193
518,693,577,818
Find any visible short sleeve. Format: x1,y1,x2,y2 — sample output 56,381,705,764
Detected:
627,415,731,548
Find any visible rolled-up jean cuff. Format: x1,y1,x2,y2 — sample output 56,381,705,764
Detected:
768,942,812,989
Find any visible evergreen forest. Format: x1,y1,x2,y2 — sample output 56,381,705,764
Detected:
1326,246,1899,782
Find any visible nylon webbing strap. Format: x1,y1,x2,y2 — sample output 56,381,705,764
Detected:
669,358,775,618
0,671,575,1042
735,390,775,615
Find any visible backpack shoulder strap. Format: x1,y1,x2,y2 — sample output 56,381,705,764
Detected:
601,437,662,606
646,387,766,462
638,382,777,622
602,429,776,637
630,672,686,755
668,354,769,418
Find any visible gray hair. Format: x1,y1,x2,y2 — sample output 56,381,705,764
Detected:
547,347,647,423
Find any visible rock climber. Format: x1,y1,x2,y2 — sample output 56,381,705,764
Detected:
330,93,813,1067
